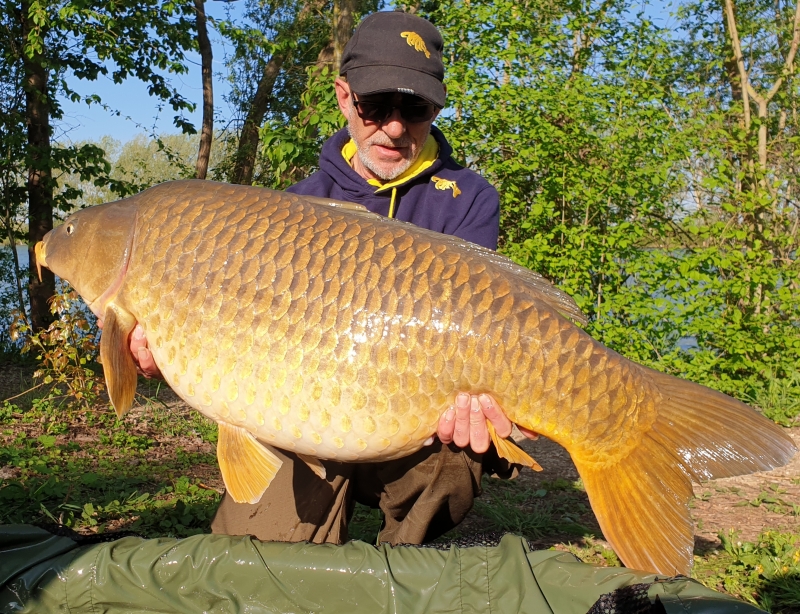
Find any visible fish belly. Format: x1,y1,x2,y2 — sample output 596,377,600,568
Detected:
147,332,445,462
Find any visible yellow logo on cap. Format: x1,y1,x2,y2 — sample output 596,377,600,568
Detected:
432,176,461,198
401,31,431,58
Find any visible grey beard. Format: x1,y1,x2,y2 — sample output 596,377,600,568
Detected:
346,124,416,181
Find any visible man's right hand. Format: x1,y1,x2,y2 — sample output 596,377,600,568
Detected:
129,324,162,378
97,319,163,379
436,393,539,453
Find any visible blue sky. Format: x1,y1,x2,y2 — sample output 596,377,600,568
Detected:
57,1,243,145
57,1,679,145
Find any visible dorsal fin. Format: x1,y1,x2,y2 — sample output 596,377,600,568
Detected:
300,196,373,213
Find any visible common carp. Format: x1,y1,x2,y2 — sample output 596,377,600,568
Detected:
36,180,795,575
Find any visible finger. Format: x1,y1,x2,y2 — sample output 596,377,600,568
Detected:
453,392,471,448
130,324,147,354
129,325,162,379
137,347,159,377
423,436,435,446
468,395,490,453
478,394,512,438
437,406,456,443
518,425,540,440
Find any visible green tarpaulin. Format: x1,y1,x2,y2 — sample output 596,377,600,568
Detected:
0,525,763,614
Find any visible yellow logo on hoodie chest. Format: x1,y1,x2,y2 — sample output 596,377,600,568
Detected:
431,176,461,198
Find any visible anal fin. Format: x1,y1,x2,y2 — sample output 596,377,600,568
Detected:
487,422,542,471
296,453,327,480
217,422,283,504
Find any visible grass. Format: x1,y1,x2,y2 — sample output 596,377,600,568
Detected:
471,476,593,539
0,386,221,538
693,531,800,612
1,376,799,613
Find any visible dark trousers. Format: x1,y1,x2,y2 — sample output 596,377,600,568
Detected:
210,441,503,545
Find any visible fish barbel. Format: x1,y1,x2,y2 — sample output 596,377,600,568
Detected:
36,180,796,575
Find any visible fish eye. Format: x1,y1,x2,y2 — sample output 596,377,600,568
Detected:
66,223,74,235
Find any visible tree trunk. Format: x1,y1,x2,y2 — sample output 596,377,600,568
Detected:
21,0,55,331
333,0,359,70
230,0,362,186
194,0,213,180
317,0,363,72
230,53,286,186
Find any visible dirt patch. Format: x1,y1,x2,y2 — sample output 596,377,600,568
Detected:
691,428,800,548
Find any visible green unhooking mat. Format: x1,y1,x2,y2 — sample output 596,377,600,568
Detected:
0,525,763,614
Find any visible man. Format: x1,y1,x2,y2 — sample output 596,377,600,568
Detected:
131,10,537,545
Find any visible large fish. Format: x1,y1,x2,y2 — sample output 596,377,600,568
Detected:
36,180,795,575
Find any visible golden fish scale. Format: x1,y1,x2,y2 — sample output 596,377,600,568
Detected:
121,183,657,463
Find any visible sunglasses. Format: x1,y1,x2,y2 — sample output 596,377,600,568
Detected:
352,93,437,124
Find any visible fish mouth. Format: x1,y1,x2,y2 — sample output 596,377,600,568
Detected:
34,241,47,282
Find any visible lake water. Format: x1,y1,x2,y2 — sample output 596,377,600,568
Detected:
0,246,29,293
5,245,28,267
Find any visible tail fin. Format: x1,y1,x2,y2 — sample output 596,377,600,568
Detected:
575,368,796,575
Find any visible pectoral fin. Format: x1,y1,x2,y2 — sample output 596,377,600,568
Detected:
100,304,138,418
487,422,542,471
217,422,283,504
296,453,327,480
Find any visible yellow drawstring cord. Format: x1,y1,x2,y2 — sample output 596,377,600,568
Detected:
388,187,398,218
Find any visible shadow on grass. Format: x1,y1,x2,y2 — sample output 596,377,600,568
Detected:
692,531,800,613
758,571,800,613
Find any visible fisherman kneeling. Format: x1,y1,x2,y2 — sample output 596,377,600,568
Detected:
124,10,537,545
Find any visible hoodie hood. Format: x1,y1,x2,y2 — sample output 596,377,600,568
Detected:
287,125,500,249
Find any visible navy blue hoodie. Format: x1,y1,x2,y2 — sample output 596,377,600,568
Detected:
286,127,499,249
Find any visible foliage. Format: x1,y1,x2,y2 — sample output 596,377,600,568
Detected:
10,285,104,409
0,0,199,220
0,0,200,328
217,0,328,127
257,65,346,188
472,476,591,539
348,502,383,544
744,372,800,427
0,248,27,355
211,0,381,185
694,530,800,613
211,0,341,184
60,133,214,206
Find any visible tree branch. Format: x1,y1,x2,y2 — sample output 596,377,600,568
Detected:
722,0,752,128
764,0,800,103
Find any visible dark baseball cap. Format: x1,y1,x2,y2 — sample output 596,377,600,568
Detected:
340,11,446,108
